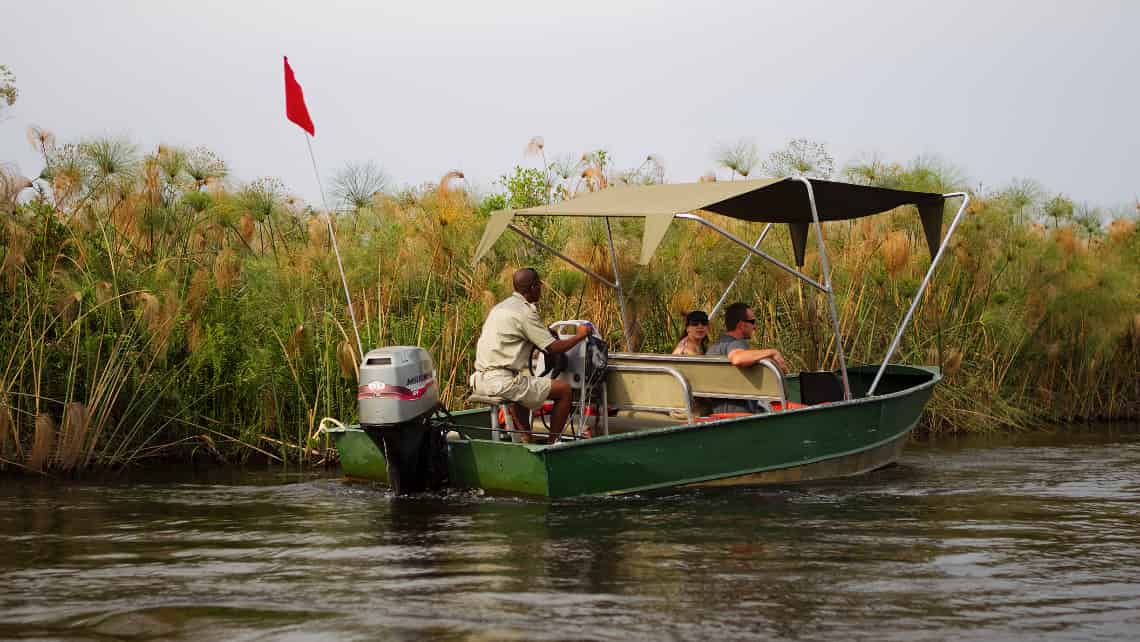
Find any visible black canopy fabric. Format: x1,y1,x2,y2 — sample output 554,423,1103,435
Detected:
701,179,946,266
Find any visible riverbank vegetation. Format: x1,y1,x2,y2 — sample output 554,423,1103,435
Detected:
1,131,1137,474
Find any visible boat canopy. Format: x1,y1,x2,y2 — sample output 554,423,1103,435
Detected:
474,178,947,267
472,175,969,401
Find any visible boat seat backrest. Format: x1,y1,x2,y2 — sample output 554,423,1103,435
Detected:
607,353,786,403
604,367,693,414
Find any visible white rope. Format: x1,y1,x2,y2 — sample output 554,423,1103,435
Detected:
317,416,356,434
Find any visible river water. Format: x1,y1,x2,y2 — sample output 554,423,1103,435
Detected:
2,426,1138,641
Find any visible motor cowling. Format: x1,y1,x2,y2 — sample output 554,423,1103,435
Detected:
358,346,446,494
358,346,439,426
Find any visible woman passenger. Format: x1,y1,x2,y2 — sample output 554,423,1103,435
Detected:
671,310,709,356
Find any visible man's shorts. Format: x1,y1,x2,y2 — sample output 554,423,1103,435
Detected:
470,370,552,410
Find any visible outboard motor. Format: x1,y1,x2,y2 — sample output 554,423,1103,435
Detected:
357,346,447,494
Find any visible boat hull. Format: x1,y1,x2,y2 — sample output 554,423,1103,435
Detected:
329,365,937,498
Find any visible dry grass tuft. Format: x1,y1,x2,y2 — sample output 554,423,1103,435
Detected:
27,413,56,472
307,216,326,247
943,348,964,375
55,291,83,326
438,170,465,200
111,193,142,242
26,125,55,151
1,218,30,288
214,248,241,291
1046,342,1061,361
205,176,225,196
286,325,305,359
94,281,114,306
337,340,358,380
670,290,696,317
1,249,25,290
58,402,90,471
0,166,32,210
239,214,256,245
52,167,82,208
143,157,162,206
480,289,497,316
186,268,211,315
1055,227,1076,256
187,319,204,352
882,231,913,277
137,292,161,334
1107,218,1135,244
0,397,12,457
699,172,717,183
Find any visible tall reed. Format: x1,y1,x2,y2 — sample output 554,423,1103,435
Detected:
0,133,1136,476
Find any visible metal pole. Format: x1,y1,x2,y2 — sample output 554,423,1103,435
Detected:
305,135,364,360
506,223,617,289
794,177,850,400
868,192,970,396
604,218,633,351
710,223,773,319
675,213,827,292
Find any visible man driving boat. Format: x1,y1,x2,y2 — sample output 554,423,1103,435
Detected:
471,268,590,443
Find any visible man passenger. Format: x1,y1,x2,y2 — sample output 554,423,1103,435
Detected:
471,268,590,442
707,302,788,414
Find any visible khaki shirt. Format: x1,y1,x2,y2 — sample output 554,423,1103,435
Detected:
474,292,555,373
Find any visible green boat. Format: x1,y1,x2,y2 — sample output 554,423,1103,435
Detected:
325,177,970,497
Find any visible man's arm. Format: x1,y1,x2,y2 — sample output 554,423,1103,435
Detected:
546,324,590,355
727,347,787,372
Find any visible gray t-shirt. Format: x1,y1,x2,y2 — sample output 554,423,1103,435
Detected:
706,335,759,414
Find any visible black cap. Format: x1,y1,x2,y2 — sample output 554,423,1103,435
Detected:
685,310,709,325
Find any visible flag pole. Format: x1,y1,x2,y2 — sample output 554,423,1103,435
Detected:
304,133,365,360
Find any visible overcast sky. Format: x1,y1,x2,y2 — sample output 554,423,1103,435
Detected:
2,0,1137,209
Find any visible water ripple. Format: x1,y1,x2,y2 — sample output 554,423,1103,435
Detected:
1,429,1138,640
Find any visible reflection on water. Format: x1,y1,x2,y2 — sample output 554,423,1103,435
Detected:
2,427,1139,641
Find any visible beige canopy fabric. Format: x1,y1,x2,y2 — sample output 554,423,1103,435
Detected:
473,178,946,266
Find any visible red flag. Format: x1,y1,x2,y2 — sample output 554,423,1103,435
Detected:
283,56,315,136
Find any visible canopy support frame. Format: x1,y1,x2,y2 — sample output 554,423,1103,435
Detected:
868,192,970,397
502,221,631,350
795,177,850,401
709,223,774,320
605,217,634,351
673,213,828,292
506,223,617,290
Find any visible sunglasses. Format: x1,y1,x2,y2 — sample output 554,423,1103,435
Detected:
687,320,708,326
742,318,757,324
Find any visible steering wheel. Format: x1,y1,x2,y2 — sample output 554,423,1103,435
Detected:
529,345,567,379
